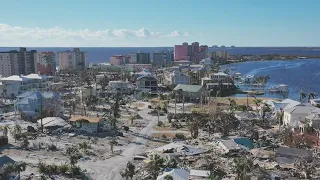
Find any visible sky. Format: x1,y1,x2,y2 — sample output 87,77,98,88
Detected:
0,0,319,47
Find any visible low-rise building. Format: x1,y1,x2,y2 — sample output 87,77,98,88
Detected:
173,84,207,101
206,82,235,91
200,58,214,68
283,105,319,128
69,115,104,133
210,72,230,82
108,81,133,94
169,71,190,85
0,74,53,97
136,75,158,94
15,91,64,120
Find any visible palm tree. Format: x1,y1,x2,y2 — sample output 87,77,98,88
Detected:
120,161,136,180
11,124,22,142
308,92,317,102
0,161,26,179
300,89,307,102
3,125,9,138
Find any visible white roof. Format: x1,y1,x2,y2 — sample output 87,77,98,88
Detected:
1,75,27,81
201,77,211,80
37,117,68,127
213,72,228,76
281,99,301,110
22,73,46,80
157,169,189,180
189,170,210,177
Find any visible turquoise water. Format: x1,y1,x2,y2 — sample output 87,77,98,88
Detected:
227,59,320,100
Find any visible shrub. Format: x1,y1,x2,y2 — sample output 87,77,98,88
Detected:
123,126,129,132
175,133,186,140
47,144,58,151
70,166,82,175
58,164,69,174
78,142,91,150
157,121,164,127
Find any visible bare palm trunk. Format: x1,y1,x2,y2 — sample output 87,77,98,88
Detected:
182,93,185,114
175,94,177,115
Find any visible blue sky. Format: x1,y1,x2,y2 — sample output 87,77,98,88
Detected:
0,0,319,47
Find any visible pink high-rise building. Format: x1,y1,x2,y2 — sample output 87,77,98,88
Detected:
174,42,190,61
35,52,56,75
174,42,208,63
110,55,124,65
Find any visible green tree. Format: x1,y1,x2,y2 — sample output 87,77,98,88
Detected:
165,158,178,168
228,98,237,111
98,76,109,91
233,157,254,180
120,161,136,180
164,175,173,180
146,154,165,180
308,92,317,102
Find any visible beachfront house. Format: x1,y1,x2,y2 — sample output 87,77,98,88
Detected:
173,84,207,102
136,75,158,94
283,105,320,128
15,91,64,120
69,115,104,133
169,71,190,86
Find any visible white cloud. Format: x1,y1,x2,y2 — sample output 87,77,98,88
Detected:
0,24,190,46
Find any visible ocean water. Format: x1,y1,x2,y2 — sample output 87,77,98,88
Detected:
227,59,320,100
0,47,320,64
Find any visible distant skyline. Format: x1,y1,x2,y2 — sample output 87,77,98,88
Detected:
0,0,319,47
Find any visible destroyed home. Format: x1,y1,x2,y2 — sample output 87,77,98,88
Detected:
69,115,104,133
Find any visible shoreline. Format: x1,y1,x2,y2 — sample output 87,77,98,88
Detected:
223,58,320,65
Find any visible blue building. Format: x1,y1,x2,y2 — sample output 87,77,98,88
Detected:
15,91,64,120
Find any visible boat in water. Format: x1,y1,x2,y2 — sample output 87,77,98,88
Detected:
267,84,289,93
246,74,254,79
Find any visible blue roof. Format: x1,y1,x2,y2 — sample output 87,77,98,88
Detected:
17,91,35,98
0,155,15,168
17,91,59,100
15,98,29,105
16,91,60,105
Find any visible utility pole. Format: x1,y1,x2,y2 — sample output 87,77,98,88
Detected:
40,93,43,133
